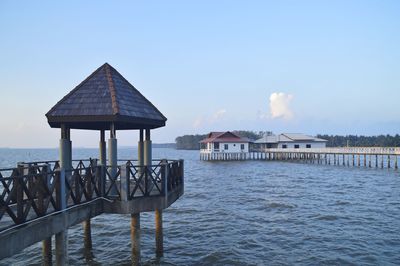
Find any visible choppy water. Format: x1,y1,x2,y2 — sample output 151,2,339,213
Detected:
0,148,399,265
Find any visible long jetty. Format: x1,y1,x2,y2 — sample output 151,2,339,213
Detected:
200,147,400,169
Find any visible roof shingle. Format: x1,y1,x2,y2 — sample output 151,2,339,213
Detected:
46,63,167,130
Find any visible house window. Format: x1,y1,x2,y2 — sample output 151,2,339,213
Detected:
282,144,287,149
214,142,220,151
224,144,228,150
241,144,245,150
233,144,236,147
306,144,311,148
294,144,300,149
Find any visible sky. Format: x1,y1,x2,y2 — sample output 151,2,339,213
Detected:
0,1,399,148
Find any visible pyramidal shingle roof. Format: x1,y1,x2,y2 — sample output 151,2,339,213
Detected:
46,63,167,130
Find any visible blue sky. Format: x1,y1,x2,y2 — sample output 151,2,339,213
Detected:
0,1,399,147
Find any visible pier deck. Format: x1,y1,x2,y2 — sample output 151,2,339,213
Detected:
200,147,400,169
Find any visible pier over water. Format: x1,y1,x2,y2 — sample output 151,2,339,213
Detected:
200,147,400,169
0,63,184,265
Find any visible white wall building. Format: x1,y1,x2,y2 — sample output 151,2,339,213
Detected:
200,131,249,154
254,133,327,150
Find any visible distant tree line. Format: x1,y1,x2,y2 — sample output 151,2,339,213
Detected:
175,134,207,150
316,134,400,147
175,131,264,150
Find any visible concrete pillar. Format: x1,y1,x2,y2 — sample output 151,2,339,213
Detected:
99,130,106,167
56,124,69,266
138,129,144,170
131,213,141,266
108,124,118,196
155,209,163,257
144,129,152,166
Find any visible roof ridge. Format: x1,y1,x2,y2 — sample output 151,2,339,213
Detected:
281,133,294,141
105,63,119,115
46,63,108,117
107,64,167,121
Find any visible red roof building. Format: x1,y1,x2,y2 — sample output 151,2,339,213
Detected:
200,131,249,153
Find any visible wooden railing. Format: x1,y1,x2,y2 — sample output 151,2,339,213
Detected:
200,147,400,155
0,165,61,230
263,147,400,155
110,159,184,200
0,159,184,231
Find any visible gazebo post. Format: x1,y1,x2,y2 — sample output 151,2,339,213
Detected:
144,129,152,166
108,123,117,196
100,130,106,167
138,129,144,173
56,124,69,266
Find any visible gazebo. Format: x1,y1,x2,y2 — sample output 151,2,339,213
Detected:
45,63,182,265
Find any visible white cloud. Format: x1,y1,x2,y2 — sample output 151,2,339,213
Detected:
192,117,203,128
192,109,227,128
210,109,227,122
269,92,294,119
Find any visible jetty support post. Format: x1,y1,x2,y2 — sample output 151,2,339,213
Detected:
369,154,371,168
83,219,92,257
131,213,141,266
155,209,163,257
56,124,69,266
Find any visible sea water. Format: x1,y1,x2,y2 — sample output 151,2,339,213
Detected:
0,148,399,265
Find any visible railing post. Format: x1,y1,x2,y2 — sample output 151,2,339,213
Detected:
74,170,81,203
96,165,105,197
144,167,149,196
120,164,130,201
15,167,24,224
38,165,48,216
161,163,167,196
86,168,93,200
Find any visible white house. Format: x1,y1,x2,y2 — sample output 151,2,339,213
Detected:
254,133,327,150
200,131,250,154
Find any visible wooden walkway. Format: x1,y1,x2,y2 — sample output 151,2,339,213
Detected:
200,147,400,169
